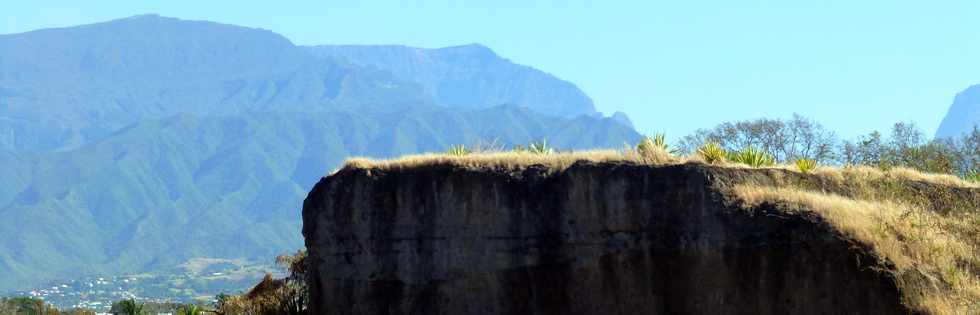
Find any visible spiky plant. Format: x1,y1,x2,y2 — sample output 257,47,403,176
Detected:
636,137,657,157
697,142,727,164
795,158,818,174
512,144,527,153
177,304,204,315
637,133,674,158
966,169,980,183
528,139,554,155
446,145,471,156
729,147,776,168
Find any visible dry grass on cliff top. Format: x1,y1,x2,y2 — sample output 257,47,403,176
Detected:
731,185,980,315
343,149,680,173
341,149,978,189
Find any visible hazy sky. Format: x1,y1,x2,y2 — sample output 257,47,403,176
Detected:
3,1,979,139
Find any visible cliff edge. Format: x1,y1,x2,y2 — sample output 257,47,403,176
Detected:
303,152,979,315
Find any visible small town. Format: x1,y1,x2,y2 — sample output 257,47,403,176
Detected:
5,260,273,312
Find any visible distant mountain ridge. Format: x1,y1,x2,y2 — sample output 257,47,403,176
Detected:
306,44,601,118
0,15,433,152
936,84,980,139
0,15,641,291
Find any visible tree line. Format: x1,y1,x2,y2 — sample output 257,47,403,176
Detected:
676,114,979,180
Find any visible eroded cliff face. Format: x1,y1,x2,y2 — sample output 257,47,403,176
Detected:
302,162,910,315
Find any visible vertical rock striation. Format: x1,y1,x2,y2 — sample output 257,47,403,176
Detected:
302,162,909,315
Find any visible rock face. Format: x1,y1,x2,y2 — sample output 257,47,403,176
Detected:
302,163,909,315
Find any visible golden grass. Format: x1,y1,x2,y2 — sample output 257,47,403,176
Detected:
731,185,980,315
342,149,684,174
811,165,979,189
340,150,979,189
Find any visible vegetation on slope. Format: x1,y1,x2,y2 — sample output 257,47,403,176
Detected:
0,107,642,291
731,185,979,314
214,251,308,315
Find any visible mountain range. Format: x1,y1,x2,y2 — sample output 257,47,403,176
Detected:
0,15,641,291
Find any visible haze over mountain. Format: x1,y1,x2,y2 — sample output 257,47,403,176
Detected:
306,44,600,118
936,84,980,139
0,15,641,291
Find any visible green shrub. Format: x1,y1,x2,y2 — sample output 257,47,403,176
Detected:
115,299,146,315
795,158,818,173
728,147,776,168
697,142,727,164
1,297,62,315
446,145,470,156
215,251,309,315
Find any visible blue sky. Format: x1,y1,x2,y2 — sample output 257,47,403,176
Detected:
3,1,979,139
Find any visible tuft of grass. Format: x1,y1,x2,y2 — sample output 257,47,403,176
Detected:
446,145,471,156
527,139,554,155
728,147,776,168
625,142,672,164
637,133,676,157
730,185,980,315
697,142,727,164
177,305,204,315
637,136,658,156
965,169,980,183
470,138,505,153
795,158,818,174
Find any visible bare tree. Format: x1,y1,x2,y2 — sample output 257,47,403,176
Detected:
678,114,837,163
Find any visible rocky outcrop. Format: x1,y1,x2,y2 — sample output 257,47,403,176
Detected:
302,162,910,315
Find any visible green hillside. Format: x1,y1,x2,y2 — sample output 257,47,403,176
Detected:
0,107,639,290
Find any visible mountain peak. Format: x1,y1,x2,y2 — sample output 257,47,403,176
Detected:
935,84,980,139
305,43,599,118
436,43,495,53
430,43,500,59
122,13,165,20
610,111,635,129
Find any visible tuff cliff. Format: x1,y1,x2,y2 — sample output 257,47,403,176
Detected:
302,157,978,314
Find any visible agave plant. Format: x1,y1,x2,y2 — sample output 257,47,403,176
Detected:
795,158,818,174
637,133,675,157
697,142,727,164
446,144,471,156
966,169,980,183
177,304,204,315
729,147,776,168
527,139,554,155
